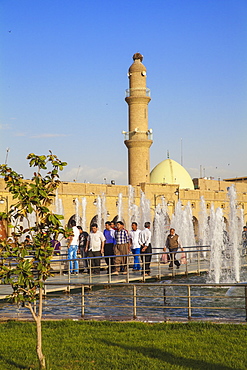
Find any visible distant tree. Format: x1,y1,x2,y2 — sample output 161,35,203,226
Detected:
0,152,68,369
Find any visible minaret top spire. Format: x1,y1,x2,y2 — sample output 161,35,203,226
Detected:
132,52,143,62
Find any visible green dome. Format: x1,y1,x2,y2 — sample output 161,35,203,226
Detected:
150,159,194,190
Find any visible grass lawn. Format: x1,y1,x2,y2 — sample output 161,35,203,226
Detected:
0,320,246,370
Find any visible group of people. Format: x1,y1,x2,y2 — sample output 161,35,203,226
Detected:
67,219,153,275
67,219,183,276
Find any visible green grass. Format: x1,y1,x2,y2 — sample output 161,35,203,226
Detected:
0,321,246,370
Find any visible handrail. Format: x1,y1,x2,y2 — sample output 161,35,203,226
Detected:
41,281,247,322
0,247,211,263
0,248,220,285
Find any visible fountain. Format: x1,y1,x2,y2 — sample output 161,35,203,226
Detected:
153,198,170,261
139,191,151,229
96,195,102,231
199,196,210,258
171,200,196,250
127,185,140,228
101,194,107,228
117,193,123,222
128,185,134,230
207,207,225,283
9,183,245,282
74,198,80,226
1,185,246,322
55,190,64,226
81,197,87,231
207,185,242,283
228,185,241,282
92,194,107,231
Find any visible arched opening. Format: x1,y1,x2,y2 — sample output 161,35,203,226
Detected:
67,214,83,228
90,215,104,231
112,215,126,228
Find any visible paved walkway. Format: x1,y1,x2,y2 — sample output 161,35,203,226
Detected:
0,259,209,300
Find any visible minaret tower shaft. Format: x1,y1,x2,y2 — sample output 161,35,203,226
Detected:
124,53,153,186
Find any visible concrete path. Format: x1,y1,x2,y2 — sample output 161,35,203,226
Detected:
0,259,209,300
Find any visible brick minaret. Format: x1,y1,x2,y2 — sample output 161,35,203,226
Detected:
124,53,153,186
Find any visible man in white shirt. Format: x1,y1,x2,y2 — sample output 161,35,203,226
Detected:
129,222,141,271
68,219,80,275
86,223,105,274
139,222,152,276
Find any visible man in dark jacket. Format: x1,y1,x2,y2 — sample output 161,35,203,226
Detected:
164,228,183,269
78,226,89,273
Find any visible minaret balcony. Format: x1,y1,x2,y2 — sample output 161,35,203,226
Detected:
122,129,153,141
125,88,151,98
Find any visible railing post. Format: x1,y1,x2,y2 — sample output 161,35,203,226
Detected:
89,258,92,284
172,253,175,277
185,251,188,276
126,255,129,283
197,248,200,275
81,285,85,318
133,285,137,319
245,286,247,322
142,253,146,282
59,259,62,276
158,252,161,279
67,262,71,293
187,285,192,319
108,256,112,284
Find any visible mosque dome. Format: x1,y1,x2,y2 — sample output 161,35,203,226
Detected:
150,158,194,190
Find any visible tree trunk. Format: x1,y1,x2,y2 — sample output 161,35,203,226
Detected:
36,316,46,369
36,287,46,369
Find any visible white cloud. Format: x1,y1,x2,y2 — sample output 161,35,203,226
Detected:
0,124,11,130
63,165,127,185
30,133,70,138
14,132,26,137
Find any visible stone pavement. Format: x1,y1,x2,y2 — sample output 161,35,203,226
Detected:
0,259,209,300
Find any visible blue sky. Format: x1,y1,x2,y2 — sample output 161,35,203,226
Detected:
1,0,246,185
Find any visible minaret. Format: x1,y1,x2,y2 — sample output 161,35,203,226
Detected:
124,53,153,186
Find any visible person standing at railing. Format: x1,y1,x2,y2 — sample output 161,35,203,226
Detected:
165,228,183,269
112,221,130,275
129,222,141,271
86,223,105,275
242,226,247,255
139,222,152,276
103,221,116,274
242,226,247,247
68,220,80,275
51,236,61,256
78,226,89,273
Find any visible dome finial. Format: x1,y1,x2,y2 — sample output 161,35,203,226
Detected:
167,150,170,159
133,53,143,62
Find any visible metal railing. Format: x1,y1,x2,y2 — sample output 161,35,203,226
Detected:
48,247,211,285
125,87,151,97
42,281,247,322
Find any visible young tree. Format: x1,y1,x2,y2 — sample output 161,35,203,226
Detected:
0,152,68,369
